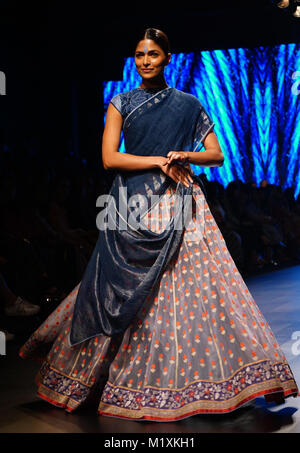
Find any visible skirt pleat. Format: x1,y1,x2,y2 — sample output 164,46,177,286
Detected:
19,183,299,420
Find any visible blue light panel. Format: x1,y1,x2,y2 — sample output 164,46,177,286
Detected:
103,43,300,198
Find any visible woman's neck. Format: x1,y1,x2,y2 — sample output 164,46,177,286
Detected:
138,76,169,90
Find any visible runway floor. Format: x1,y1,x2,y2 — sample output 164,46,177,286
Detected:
0,264,300,434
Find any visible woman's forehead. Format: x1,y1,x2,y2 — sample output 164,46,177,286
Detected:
135,39,162,52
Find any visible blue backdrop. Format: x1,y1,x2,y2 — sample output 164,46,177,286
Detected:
103,43,300,198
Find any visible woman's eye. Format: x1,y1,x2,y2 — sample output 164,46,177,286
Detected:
135,53,159,57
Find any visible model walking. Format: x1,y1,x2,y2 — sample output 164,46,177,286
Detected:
20,28,298,421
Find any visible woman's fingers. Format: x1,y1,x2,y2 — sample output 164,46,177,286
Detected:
178,166,193,184
172,167,191,188
182,169,193,186
170,154,182,163
162,161,193,188
167,152,186,165
170,169,183,186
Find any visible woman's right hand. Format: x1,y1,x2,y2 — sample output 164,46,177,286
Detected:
159,157,194,188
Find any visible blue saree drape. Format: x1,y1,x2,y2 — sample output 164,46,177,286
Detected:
69,87,215,346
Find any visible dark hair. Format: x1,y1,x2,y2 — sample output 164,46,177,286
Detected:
137,28,170,56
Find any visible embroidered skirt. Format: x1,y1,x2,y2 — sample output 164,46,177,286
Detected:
19,182,299,421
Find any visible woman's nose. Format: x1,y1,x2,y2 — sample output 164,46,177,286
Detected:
143,55,149,65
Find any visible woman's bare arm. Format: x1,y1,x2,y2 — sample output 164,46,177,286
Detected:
102,103,199,187
188,132,224,166
102,104,166,171
165,132,224,167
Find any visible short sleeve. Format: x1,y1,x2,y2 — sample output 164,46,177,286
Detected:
192,104,215,152
110,94,123,115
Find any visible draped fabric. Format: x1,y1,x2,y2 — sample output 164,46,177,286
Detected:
19,182,299,418
19,86,299,419
70,87,215,346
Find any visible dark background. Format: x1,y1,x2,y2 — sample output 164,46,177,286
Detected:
1,0,300,173
0,0,300,332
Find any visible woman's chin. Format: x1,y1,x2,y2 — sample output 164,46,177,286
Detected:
141,73,156,79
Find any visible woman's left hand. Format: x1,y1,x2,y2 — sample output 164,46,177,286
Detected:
164,151,189,165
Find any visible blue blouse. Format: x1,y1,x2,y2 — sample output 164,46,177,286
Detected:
110,87,214,149
110,87,165,118
71,85,215,344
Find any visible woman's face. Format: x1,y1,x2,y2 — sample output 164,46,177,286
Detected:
134,39,170,81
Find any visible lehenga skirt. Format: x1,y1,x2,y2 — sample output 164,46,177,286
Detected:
19,182,299,421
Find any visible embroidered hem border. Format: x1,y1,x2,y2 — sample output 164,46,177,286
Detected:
34,361,93,412
98,384,297,421
33,358,298,419
98,359,298,420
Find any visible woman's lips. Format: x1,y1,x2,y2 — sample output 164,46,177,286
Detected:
142,69,153,72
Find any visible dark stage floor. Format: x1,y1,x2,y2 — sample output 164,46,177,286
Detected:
0,265,300,433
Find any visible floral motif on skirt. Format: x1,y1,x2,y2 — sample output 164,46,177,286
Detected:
19,183,299,420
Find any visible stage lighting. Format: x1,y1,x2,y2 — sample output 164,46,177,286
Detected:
277,0,290,7
292,0,300,16
273,0,300,17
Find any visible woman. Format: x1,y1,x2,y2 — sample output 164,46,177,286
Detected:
19,28,298,421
